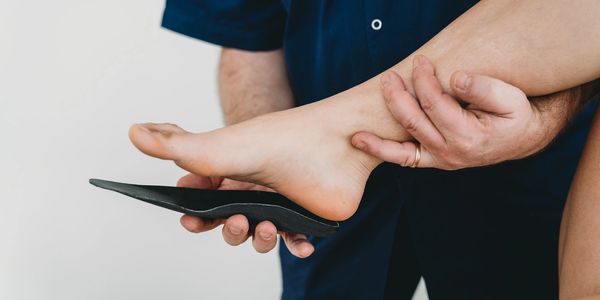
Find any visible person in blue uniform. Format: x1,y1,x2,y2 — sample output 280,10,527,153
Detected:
154,0,600,298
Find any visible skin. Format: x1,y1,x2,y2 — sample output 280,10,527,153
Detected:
180,53,590,258
354,58,592,169
177,48,314,258
559,107,600,300
131,0,600,255
156,2,600,297
368,59,600,297
558,110,600,299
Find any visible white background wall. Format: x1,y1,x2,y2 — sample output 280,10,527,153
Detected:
0,0,427,299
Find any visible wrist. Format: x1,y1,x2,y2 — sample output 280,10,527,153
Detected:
523,101,555,157
525,88,582,156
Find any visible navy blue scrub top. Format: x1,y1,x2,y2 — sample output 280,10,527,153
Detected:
162,0,596,210
162,0,478,105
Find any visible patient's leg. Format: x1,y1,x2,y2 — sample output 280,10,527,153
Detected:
130,0,600,220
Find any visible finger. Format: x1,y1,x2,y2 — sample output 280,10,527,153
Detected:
218,178,275,192
380,70,446,151
352,132,436,168
412,55,465,134
177,175,226,233
451,71,527,115
281,232,314,258
218,178,256,190
222,215,250,246
251,221,278,253
176,173,223,189
180,214,223,233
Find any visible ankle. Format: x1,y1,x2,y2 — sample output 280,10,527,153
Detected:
324,78,411,142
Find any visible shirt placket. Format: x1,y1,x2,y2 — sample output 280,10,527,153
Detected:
362,0,386,74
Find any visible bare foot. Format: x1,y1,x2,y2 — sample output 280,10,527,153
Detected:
129,77,410,221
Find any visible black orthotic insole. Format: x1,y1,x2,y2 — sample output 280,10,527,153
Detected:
89,179,339,237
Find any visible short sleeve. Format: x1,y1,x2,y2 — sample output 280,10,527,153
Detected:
161,0,287,51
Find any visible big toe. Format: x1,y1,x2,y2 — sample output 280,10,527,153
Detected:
128,123,190,161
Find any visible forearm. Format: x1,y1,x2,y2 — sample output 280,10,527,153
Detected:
219,48,294,125
527,80,600,151
571,297,600,300
559,107,600,300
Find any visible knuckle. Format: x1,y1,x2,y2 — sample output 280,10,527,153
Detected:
385,88,399,104
477,115,494,131
419,95,435,112
399,153,413,167
482,80,498,100
433,145,462,170
446,157,464,170
462,137,475,150
449,135,476,154
458,140,475,155
414,64,429,80
513,87,527,100
438,154,461,170
403,116,422,134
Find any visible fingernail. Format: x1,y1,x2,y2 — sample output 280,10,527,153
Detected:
229,226,243,235
259,232,273,241
454,72,471,92
381,72,392,89
354,140,366,150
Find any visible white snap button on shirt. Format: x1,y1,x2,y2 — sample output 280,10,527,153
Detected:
371,19,382,30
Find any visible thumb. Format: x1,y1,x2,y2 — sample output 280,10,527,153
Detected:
352,132,435,168
451,71,526,114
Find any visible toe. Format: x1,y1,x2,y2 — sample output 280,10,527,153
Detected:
129,123,189,161
129,123,223,177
